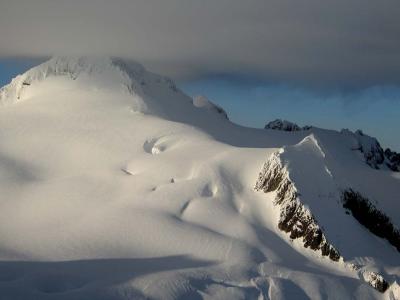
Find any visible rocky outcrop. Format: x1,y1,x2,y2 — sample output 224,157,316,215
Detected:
264,119,311,132
385,148,400,172
254,138,396,293
343,129,385,169
263,124,398,173
362,271,389,293
340,129,400,171
341,189,400,252
265,119,300,131
348,264,390,293
255,152,340,261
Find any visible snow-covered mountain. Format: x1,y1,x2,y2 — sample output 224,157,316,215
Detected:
0,56,399,299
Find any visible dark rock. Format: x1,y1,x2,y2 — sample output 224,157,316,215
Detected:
363,271,389,293
341,189,400,252
341,129,386,170
255,154,340,261
264,119,312,132
385,148,400,172
265,119,301,131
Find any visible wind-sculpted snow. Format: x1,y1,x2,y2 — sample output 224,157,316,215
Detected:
0,57,136,103
193,95,229,120
0,56,181,114
0,57,399,299
255,134,400,293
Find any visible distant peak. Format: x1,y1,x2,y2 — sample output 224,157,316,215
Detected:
341,128,399,171
264,119,312,132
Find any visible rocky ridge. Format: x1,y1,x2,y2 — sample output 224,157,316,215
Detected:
255,135,396,293
264,119,311,131
264,118,399,172
255,148,341,261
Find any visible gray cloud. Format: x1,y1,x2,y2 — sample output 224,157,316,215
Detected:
1,0,400,87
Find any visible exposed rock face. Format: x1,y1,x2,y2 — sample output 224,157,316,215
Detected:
348,264,389,293
264,124,398,173
341,189,400,252
264,119,305,131
385,148,400,172
255,152,340,261
254,137,396,293
341,129,396,170
192,95,229,120
362,271,389,293
353,129,384,169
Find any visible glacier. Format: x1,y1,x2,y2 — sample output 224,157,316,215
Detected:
0,56,399,299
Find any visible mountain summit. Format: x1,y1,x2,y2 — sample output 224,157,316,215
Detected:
0,57,399,299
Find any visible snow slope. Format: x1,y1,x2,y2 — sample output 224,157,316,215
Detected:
0,57,399,299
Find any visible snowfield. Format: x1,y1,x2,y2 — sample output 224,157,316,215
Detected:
0,57,399,299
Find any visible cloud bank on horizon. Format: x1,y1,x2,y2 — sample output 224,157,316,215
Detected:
1,0,400,87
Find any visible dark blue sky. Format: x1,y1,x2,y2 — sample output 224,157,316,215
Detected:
1,58,399,151
182,78,400,151
0,58,44,87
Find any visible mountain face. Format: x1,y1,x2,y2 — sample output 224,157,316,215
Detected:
385,149,400,171
266,118,400,173
254,138,341,262
264,119,312,131
265,119,302,131
0,57,399,300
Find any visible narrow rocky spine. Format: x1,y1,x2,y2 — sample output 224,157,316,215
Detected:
255,152,340,261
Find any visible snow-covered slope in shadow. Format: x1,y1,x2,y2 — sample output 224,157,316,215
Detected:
0,56,399,299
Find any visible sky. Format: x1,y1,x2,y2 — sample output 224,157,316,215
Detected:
0,1,399,150
182,77,400,151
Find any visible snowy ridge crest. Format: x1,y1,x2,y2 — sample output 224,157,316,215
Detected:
255,143,341,261
0,56,177,106
255,134,395,292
